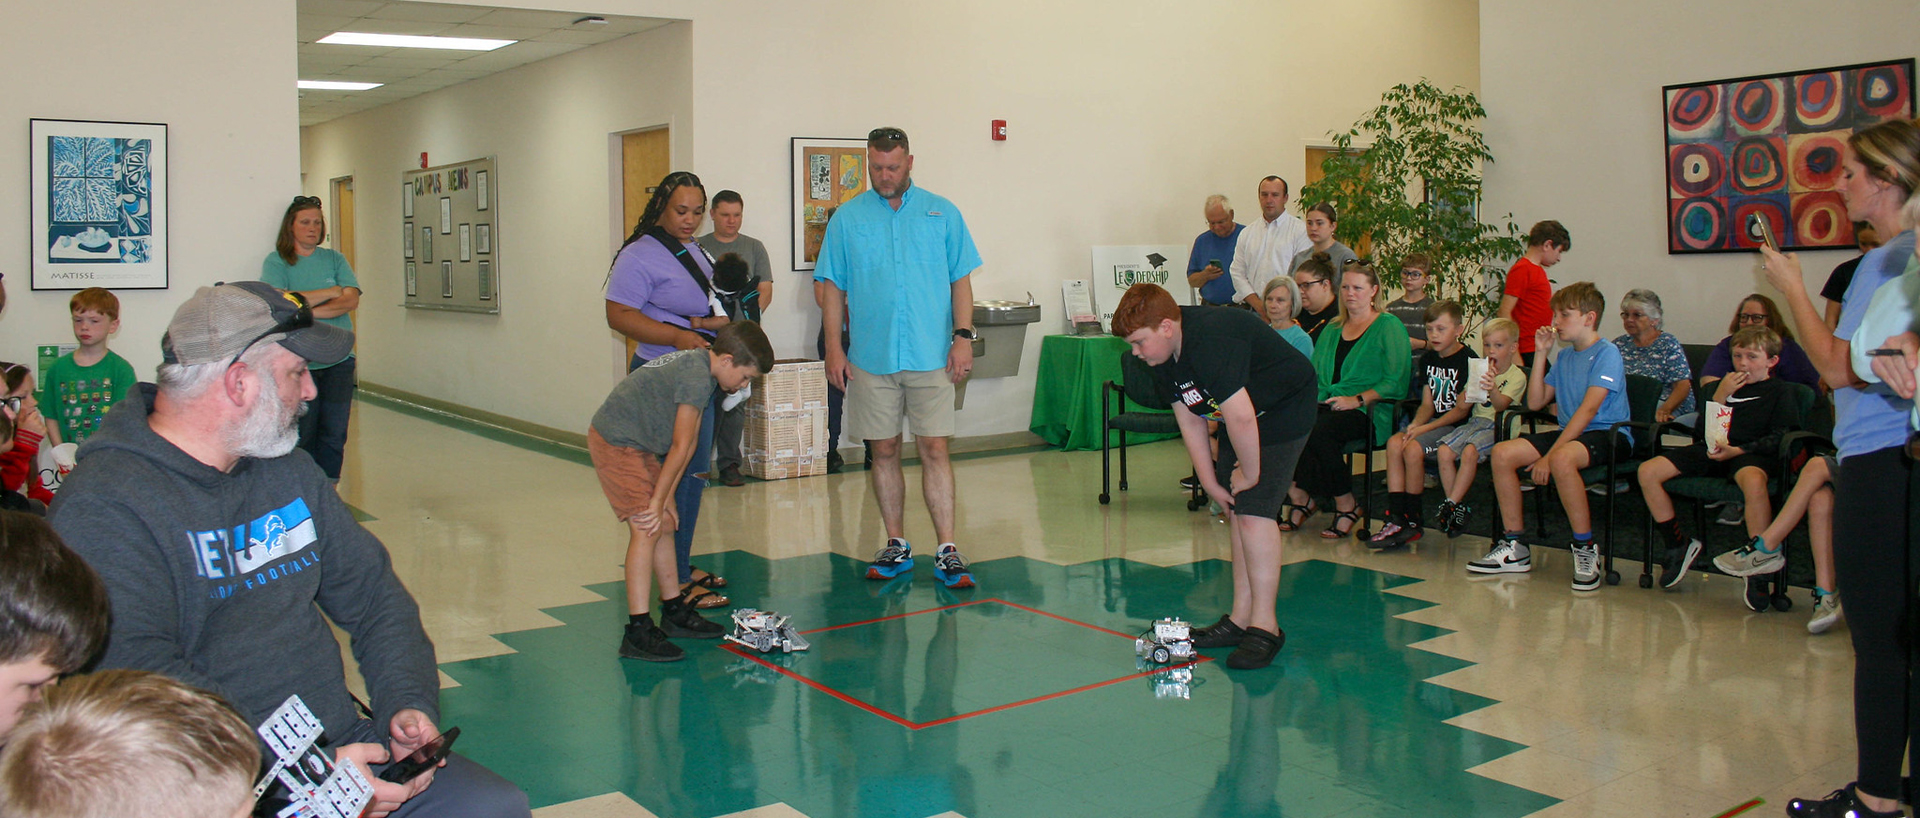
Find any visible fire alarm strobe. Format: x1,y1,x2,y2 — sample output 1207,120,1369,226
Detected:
991,120,1007,141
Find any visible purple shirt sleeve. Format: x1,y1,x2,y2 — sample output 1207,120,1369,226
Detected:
1702,338,1732,380
606,237,717,362
1777,338,1821,388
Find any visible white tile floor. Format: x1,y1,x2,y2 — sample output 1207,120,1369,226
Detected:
337,400,1861,818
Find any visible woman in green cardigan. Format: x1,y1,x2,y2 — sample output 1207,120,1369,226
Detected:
1282,262,1411,538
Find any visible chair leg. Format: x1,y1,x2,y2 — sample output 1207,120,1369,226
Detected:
1117,430,1129,492
1357,443,1374,540
1099,428,1112,505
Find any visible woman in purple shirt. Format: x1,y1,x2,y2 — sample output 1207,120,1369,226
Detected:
604,171,732,607
1699,294,1820,390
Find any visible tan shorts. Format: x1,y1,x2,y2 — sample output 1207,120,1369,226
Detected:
845,364,955,441
587,427,662,521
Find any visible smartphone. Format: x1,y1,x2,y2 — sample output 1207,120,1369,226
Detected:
1208,258,1221,270
1749,213,1778,252
378,727,460,784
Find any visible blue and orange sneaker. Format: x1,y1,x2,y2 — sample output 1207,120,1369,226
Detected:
934,544,975,589
866,538,913,580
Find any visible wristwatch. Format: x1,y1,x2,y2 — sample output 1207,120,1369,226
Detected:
953,327,977,341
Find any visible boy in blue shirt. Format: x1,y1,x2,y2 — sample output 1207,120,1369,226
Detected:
1471,282,1631,591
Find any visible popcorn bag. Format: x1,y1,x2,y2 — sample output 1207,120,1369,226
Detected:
1703,401,1733,453
1461,359,1491,405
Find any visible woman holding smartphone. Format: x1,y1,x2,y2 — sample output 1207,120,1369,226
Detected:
1759,118,1920,818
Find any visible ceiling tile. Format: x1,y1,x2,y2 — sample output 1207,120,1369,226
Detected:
359,53,459,69
330,18,461,36
529,29,627,45
466,8,587,28
437,23,550,40
363,2,492,23
298,0,386,17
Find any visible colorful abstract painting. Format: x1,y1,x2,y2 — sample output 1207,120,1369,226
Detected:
30,119,168,289
1665,60,1913,254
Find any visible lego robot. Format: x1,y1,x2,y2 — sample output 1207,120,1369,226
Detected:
725,608,811,654
1134,617,1197,665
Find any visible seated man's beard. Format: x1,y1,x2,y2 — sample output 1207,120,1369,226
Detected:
230,391,307,459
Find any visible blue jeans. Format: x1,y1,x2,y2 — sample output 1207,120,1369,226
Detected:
336,718,530,818
632,353,716,587
299,357,356,480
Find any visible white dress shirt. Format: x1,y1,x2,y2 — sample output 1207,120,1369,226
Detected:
1229,211,1312,304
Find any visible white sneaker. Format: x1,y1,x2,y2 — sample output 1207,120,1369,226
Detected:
1807,593,1843,634
1712,537,1784,577
1586,480,1630,496
1570,542,1602,591
1467,538,1532,574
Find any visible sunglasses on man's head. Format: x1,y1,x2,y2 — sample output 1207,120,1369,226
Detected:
229,292,315,368
869,127,907,142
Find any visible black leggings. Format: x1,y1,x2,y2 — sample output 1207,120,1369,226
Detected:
1294,408,1373,498
1832,446,1917,800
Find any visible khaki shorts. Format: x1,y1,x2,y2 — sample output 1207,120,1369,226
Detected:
587,427,662,521
845,364,955,441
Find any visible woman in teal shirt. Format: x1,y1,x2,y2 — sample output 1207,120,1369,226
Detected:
1282,262,1410,537
1262,275,1315,358
261,196,361,480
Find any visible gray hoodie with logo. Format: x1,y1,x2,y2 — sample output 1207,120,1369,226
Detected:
50,384,438,744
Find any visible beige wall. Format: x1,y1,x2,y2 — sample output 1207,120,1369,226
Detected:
0,0,300,381
299,21,694,431
1480,0,1920,346
304,0,1480,437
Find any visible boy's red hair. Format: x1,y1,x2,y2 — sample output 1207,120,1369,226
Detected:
1110,283,1180,337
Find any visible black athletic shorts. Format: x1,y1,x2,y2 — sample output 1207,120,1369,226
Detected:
1213,433,1309,520
1655,442,1776,480
1514,428,1631,467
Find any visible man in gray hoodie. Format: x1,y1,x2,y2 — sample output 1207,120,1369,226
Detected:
50,281,528,818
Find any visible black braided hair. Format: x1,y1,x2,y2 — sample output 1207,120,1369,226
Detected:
616,171,704,258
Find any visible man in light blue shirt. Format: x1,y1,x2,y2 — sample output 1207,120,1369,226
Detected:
815,127,984,589
1186,195,1243,306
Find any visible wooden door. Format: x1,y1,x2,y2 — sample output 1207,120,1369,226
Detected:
330,177,357,341
619,128,670,364
1304,146,1371,259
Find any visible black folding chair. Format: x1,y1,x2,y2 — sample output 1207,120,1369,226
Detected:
1098,352,1203,510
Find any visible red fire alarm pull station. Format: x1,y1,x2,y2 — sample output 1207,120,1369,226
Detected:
420,152,429,168
991,120,1006,141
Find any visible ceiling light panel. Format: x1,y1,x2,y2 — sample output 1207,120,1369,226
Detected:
317,31,514,51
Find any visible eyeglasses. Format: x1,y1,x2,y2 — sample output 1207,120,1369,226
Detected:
292,195,320,206
229,292,314,368
1737,312,1769,323
868,127,908,142
1401,269,1426,277
1300,277,1329,288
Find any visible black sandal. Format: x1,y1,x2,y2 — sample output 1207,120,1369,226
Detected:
1277,500,1317,532
1321,509,1360,539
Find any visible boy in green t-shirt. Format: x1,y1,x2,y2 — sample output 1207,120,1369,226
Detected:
42,288,138,446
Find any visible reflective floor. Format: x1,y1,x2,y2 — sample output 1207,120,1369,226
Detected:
336,398,1860,818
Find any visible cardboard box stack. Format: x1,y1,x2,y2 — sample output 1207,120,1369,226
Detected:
742,359,829,480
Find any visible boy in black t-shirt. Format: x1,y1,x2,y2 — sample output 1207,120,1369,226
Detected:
1372,301,1475,550
1636,326,1803,590
1111,283,1317,670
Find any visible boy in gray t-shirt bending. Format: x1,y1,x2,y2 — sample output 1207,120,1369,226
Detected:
588,321,774,662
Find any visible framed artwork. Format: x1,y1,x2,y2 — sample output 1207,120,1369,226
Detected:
404,262,417,297
420,228,432,264
29,119,168,290
790,137,870,271
403,222,414,259
1665,59,1914,253
476,170,489,211
476,223,491,254
441,260,453,298
458,223,471,262
477,260,493,301
402,183,413,218
439,197,452,234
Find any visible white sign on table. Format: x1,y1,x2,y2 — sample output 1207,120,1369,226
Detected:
1089,245,1194,331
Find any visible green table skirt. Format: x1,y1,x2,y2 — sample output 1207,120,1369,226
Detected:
1029,334,1179,451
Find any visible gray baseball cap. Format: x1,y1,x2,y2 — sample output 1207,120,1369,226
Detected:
161,281,353,366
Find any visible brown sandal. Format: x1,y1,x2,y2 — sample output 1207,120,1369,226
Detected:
682,584,729,609
1277,500,1317,532
689,565,728,589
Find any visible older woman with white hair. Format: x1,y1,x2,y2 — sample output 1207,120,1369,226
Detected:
1613,288,1694,423
1262,274,1314,358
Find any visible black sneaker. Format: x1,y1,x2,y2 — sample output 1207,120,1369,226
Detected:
1431,499,1456,528
1787,783,1903,818
659,596,724,639
1225,627,1285,669
1444,502,1472,538
826,451,845,474
718,465,745,487
1190,614,1245,648
619,618,685,662
1179,474,1201,490
1658,538,1702,590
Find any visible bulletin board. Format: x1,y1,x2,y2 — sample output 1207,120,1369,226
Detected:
401,157,498,313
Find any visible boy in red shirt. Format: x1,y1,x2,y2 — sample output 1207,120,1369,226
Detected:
1500,221,1570,371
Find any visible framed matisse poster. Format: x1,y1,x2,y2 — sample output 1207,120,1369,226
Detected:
1664,59,1914,253
30,119,168,289
790,137,870,271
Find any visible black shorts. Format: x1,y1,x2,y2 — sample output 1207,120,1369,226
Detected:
1655,442,1776,480
1514,428,1630,467
1214,433,1309,520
